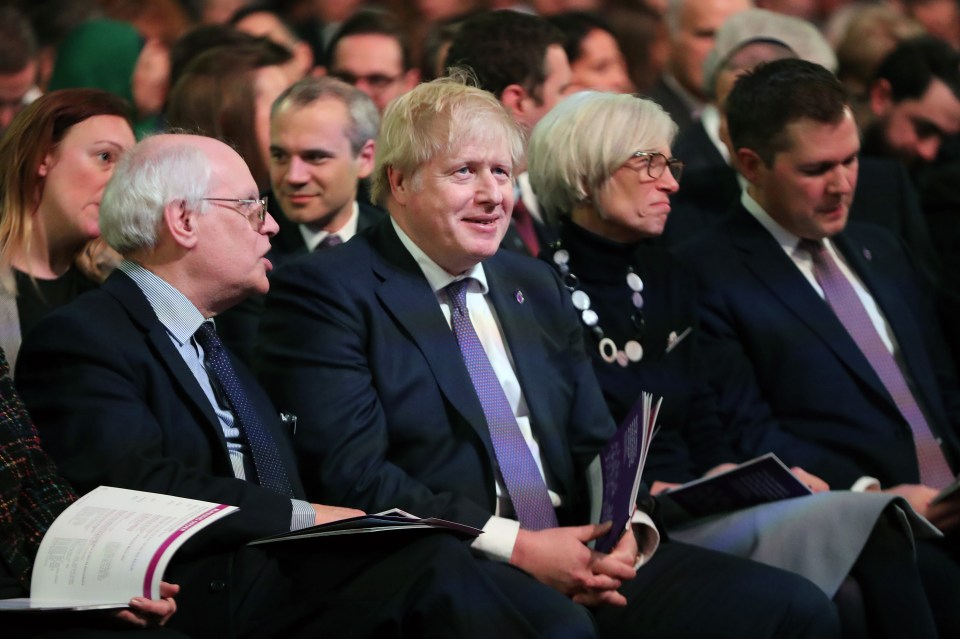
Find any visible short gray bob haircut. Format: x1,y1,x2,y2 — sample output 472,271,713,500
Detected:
528,91,677,225
272,76,380,156
100,136,213,254
370,68,526,207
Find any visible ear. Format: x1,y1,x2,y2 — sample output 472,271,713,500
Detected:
735,147,765,184
163,199,200,249
355,139,376,179
293,42,315,78
37,152,54,178
387,165,412,206
869,78,893,117
499,84,528,121
402,68,421,92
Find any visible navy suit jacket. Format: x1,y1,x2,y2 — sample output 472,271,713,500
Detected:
217,198,386,366
676,205,960,488
257,218,615,530
15,271,307,633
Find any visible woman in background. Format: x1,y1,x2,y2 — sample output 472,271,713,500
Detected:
0,89,135,368
165,39,293,192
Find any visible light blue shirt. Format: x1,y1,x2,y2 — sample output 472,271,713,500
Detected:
119,261,315,530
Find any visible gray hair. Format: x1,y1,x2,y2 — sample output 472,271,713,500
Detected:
370,69,525,207
100,137,212,254
272,76,380,156
528,91,677,224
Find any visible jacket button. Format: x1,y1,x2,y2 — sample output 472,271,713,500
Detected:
209,580,226,592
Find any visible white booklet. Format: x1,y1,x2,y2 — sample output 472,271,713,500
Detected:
0,486,237,611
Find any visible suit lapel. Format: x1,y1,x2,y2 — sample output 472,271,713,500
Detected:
101,272,229,452
369,223,496,456
726,208,894,404
484,256,572,495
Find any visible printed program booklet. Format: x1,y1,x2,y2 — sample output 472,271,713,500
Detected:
248,508,482,545
662,453,812,518
0,486,237,611
588,392,662,553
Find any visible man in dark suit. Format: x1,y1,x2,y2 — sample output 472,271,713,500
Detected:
14,133,554,639
257,74,841,639
676,58,960,636
218,75,385,364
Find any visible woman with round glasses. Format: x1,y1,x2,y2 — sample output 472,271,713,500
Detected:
528,90,938,639
0,89,136,368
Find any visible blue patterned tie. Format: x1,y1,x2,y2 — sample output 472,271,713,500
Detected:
802,240,954,489
445,279,558,530
194,322,295,497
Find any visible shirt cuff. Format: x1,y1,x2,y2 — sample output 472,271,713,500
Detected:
851,476,881,492
290,498,316,531
471,515,521,562
631,509,661,568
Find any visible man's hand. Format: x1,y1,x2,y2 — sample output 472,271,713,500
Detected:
510,522,636,607
790,467,830,493
886,483,960,531
650,480,681,495
115,581,179,627
573,523,639,607
312,503,365,525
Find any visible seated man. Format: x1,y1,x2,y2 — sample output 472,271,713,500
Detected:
675,58,960,637
256,73,841,639
15,133,554,639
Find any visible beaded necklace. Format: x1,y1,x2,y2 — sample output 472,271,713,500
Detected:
548,242,646,367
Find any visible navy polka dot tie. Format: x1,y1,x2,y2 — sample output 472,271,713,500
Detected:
445,279,558,530
195,322,295,497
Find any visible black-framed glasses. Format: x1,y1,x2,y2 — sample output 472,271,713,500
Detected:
627,151,684,182
202,196,269,230
328,70,402,91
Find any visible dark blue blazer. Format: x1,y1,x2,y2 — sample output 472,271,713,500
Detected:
675,204,960,488
14,271,308,634
257,218,615,530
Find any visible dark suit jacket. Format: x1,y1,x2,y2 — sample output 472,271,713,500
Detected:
672,120,725,172
217,198,386,366
257,218,615,530
643,76,698,135
663,157,941,288
675,204,960,488
14,271,307,634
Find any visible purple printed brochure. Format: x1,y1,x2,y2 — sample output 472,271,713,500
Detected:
589,392,662,554
662,453,812,518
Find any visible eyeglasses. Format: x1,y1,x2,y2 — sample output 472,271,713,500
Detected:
329,70,402,92
202,196,269,230
626,152,684,182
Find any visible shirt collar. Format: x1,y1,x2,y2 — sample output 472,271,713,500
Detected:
390,217,489,295
741,190,805,254
118,260,206,346
300,201,360,251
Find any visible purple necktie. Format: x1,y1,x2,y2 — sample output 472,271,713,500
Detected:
801,239,954,489
445,279,558,530
195,322,295,497
315,234,342,251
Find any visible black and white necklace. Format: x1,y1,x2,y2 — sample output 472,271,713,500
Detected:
550,244,646,367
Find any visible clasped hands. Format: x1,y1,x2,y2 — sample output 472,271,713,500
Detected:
510,521,638,607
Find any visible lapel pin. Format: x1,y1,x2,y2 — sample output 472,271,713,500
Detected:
863,248,872,261
515,289,525,304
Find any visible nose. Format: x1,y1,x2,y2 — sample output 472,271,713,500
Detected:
475,170,504,206
827,165,855,195
285,156,309,184
659,169,680,194
262,211,280,237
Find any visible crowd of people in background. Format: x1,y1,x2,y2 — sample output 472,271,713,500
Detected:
2,0,960,637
